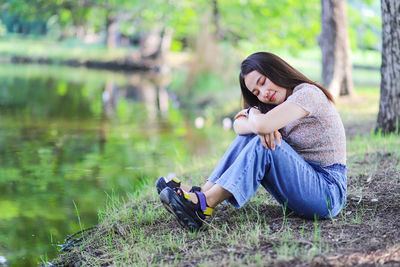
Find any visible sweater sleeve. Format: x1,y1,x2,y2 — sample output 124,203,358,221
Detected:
285,84,325,117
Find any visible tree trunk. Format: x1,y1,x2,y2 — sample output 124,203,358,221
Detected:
212,0,224,40
102,79,117,118
159,27,173,62
106,12,120,49
139,27,173,64
319,0,354,98
376,0,400,134
139,27,162,59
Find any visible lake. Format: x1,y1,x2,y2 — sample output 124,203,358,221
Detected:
0,64,235,266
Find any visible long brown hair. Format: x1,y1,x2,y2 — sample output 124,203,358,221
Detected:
239,52,334,113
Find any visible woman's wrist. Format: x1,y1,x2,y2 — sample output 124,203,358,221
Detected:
247,106,261,133
244,107,250,117
245,106,259,116
247,106,260,116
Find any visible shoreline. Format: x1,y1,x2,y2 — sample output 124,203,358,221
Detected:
0,55,158,72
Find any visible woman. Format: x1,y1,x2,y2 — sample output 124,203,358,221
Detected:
157,52,347,231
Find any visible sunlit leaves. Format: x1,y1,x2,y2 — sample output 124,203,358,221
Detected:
215,0,322,51
347,0,381,50
2,0,382,51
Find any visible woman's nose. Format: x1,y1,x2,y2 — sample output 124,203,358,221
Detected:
259,88,269,99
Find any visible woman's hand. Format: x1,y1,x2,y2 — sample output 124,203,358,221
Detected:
245,106,282,148
234,107,260,135
248,106,261,116
233,109,253,135
234,109,249,120
259,131,282,150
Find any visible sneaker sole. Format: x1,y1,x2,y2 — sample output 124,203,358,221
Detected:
159,187,202,231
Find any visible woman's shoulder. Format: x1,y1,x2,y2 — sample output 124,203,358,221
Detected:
289,83,324,99
293,83,321,93
291,83,327,101
286,83,332,116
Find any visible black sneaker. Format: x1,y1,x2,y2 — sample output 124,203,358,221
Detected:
156,176,181,194
155,176,202,194
159,187,214,231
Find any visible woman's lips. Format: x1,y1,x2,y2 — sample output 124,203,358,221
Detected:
270,92,276,102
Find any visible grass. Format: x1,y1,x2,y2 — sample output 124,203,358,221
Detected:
73,200,83,233
48,75,400,266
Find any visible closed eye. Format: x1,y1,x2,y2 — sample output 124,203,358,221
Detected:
252,89,259,96
259,76,266,85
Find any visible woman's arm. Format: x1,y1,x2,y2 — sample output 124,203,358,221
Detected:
248,101,309,135
233,117,254,135
233,109,254,135
233,108,284,150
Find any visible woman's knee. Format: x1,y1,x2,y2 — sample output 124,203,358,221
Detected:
267,139,300,161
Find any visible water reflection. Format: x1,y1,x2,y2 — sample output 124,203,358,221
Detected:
0,64,234,266
99,71,171,153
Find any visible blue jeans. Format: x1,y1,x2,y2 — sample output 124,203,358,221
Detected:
208,134,347,219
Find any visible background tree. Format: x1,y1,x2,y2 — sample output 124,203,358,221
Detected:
376,0,400,134
319,0,354,98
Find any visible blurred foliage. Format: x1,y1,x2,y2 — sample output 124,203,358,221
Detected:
1,0,381,52
348,0,381,50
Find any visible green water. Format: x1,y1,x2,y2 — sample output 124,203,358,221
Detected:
0,64,235,266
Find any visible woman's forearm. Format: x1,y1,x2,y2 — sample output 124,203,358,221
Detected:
233,117,254,135
247,102,309,135
247,113,274,134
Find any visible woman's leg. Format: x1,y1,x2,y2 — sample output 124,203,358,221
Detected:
261,159,347,218
200,181,215,192
177,134,257,192
183,184,231,208
208,135,345,219
203,184,231,207
208,134,258,184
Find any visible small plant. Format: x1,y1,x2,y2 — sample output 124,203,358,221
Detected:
72,200,83,232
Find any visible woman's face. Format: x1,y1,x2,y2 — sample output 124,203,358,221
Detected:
244,70,288,105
